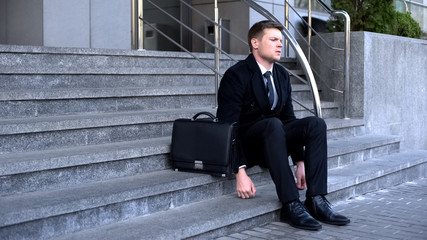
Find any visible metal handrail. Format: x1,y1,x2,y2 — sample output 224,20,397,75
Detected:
139,17,222,77
402,0,410,12
399,0,427,13
179,0,247,46
311,68,343,94
138,0,323,117
403,0,427,8
316,0,351,119
243,0,322,117
144,0,239,63
256,0,342,52
282,2,345,72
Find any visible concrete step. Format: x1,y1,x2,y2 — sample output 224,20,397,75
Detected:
290,84,313,100
0,98,341,153
0,71,216,91
293,100,340,119
0,167,272,239
0,66,221,76
0,87,335,119
0,110,189,154
0,87,216,119
0,85,318,102
327,134,400,169
0,46,242,73
0,74,311,101
0,118,365,196
325,118,365,139
46,150,427,240
0,86,215,101
278,57,298,69
0,133,403,239
0,111,356,138
0,108,209,135
0,137,171,196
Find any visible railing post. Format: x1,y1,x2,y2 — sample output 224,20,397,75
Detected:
132,0,144,50
214,0,220,109
403,0,409,13
138,0,144,50
342,11,350,119
307,0,312,63
285,0,290,57
332,10,351,119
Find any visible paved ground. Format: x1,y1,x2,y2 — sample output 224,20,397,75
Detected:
218,178,427,240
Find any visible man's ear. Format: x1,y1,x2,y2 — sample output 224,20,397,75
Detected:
251,38,258,50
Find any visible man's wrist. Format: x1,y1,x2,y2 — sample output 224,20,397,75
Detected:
236,166,247,176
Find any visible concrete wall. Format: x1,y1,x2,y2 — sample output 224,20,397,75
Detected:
311,31,427,150
44,0,131,49
0,0,131,49
0,0,43,46
0,0,5,43
43,0,90,48
363,32,427,150
90,0,131,49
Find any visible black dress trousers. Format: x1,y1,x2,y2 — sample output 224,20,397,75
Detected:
242,116,328,203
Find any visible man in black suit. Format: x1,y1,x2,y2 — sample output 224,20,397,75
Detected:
217,20,350,230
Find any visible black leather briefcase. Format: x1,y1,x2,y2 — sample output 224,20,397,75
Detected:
171,112,237,177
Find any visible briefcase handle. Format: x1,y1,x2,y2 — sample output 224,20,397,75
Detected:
192,112,218,122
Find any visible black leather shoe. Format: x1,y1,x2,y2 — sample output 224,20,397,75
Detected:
280,199,322,231
305,195,350,226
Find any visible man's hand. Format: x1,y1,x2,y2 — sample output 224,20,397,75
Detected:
235,167,256,199
295,161,306,190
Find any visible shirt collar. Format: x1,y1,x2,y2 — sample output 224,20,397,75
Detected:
256,61,273,76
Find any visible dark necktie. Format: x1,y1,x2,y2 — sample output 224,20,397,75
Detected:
263,71,274,107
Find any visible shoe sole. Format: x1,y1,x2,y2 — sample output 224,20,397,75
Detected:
319,219,350,226
281,218,322,231
304,201,351,226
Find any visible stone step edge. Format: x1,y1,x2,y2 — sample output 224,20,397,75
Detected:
0,137,171,176
327,150,427,192
54,150,427,240
0,135,403,226
0,166,267,227
0,84,315,101
0,86,215,101
0,128,375,177
0,67,223,75
0,103,341,136
327,134,401,158
0,105,361,135
0,108,211,135
0,45,247,60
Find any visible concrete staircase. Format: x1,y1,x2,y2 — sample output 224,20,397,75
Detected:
0,45,426,240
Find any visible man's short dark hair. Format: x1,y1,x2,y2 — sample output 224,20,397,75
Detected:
247,20,284,52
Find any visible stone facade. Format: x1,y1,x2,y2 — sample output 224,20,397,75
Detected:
311,31,427,149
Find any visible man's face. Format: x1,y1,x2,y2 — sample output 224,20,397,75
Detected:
251,28,283,64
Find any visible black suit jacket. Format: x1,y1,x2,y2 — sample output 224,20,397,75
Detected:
217,54,297,172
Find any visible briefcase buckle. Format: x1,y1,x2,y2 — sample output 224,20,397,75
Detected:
194,160,204,170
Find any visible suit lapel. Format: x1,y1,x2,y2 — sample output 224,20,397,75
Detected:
272,64,285,112
245,54,289,115
245,54,271,112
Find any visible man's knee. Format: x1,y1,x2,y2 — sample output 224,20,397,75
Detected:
260,118,286,139
263,117,284,131
305,116,327,135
